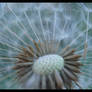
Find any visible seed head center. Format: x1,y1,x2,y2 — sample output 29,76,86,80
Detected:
33,54,64,75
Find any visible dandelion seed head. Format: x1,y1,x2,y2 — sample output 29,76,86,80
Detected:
0,3,92,89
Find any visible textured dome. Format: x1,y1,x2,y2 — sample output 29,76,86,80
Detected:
33,54,64,75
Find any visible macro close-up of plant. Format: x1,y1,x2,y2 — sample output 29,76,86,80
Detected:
0,3,92,89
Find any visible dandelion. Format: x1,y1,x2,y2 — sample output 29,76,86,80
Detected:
0,3,92,89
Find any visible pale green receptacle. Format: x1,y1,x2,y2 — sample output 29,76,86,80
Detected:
33,54,64,75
